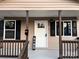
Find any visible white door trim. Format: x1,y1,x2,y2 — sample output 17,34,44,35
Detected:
34,20,48,48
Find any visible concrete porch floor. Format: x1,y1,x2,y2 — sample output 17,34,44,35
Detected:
0,49,59,59
28,49,59,59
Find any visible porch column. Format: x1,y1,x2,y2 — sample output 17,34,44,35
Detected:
58,10,62,59
25,10,29,59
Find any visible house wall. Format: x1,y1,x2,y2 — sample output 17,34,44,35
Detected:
0,10,79,49
48,21,76,49
21,19,34,48
48,19,78,49
21,17,79,49
21,20,26,40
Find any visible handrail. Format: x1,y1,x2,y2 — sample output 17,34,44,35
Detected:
18,41,29,59
0,40,25,42
62,40,79,43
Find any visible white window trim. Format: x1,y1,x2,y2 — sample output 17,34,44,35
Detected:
55,20,73,37
3,20,16,40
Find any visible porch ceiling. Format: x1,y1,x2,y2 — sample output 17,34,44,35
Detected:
0,10,79,18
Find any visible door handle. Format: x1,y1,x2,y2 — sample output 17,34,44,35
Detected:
45,33,47,37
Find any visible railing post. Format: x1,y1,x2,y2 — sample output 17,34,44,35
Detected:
58,10,62,59
25,10,29,59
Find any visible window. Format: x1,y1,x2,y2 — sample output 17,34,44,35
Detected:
38,23,45,28
4,20,16,39
64,21,71,36
50,20,77,36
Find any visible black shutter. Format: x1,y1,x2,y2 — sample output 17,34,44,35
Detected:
16,20,21,40
0,20,4,40
50,21,55,36
56,22,63,35
72,21,77,36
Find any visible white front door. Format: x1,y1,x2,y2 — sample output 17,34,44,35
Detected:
35,20,48,48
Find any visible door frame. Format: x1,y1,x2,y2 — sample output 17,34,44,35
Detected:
34,20,48,48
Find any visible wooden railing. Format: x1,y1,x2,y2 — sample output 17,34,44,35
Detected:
61,40,79,58
18,41,29,59
0,40,26,57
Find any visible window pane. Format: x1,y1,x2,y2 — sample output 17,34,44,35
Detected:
56,22,63,35
50,21,55,36
64,21,71,36
72,21,77,36
38,23,45,28
5,30,14,39
5,21,15,29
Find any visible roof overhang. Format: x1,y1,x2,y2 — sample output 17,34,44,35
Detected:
0,3,78,10
0,0,79,10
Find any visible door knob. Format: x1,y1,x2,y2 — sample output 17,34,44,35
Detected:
45,33,47,37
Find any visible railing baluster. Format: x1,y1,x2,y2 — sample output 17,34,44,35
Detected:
17,42,19,56
2,41,3,56
15,42,16,56
66,42,68,56
72,41,74,57
12,42,14,56
10,42,11,56
70,41,71,57
7,42,8,56
0,41,1,55
75,41,77,57
4,42,5,56
64,42,65,57
20,42,21,54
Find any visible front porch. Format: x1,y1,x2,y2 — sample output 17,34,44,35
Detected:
0,10,79,59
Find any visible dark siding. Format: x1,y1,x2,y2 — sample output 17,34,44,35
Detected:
0,20,4,40
72,21,77,36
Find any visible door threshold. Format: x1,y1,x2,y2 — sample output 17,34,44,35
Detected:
36,48,48,50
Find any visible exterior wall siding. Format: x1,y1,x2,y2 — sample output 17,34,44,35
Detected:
21,20,26,40
21,19,34,48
